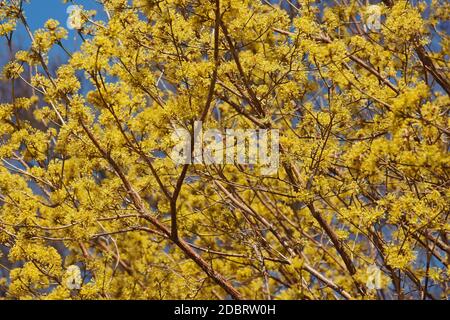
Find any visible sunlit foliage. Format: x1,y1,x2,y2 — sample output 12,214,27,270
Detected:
0,0,448,299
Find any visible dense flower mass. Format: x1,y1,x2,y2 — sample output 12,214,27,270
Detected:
0,0,448,300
